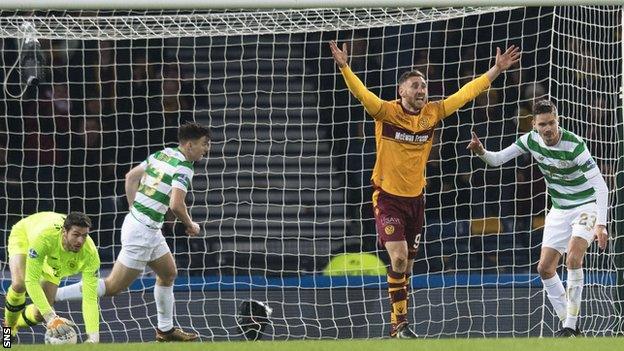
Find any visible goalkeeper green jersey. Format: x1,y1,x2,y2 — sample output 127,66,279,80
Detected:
19,212,101,334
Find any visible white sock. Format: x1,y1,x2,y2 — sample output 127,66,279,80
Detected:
154,284,174,331
564,268,584,330
55,279,106,302
542,274,567,323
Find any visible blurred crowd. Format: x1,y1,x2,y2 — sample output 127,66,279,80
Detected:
0,8,619,274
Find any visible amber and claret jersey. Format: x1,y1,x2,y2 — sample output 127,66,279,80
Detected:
340,66,491,197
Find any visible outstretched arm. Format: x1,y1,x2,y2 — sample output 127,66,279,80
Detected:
467,132,524,166
329,40,385,119
24,241,54,319
484,46,521,83
81,253,101,342
443,46,521,118
25,239,75,338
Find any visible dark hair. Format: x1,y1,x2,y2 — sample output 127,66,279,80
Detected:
398,69,426,86
178,122,211,142
64,212,92,230
532,100,557,116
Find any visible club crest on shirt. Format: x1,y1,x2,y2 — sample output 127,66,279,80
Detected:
384,225,395,235
28,249,38,258
418,116,430,129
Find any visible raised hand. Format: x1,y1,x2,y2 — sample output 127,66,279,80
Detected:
466,132,485,155
495,45,521,72
329,40,348,68
594,224,609,250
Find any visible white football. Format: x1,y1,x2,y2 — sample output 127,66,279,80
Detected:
44,327,78,345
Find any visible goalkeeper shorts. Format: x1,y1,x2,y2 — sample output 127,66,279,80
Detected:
7,219,61,285
7,219,29,258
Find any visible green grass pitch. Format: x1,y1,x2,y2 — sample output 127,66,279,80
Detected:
10,338,623,351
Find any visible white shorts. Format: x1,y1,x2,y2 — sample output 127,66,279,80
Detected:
117,213,171,270
542,202,597,255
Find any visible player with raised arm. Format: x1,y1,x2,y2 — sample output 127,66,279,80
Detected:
467,100,609,336
3,211,100,343
55,122,210,342
329,40,520,338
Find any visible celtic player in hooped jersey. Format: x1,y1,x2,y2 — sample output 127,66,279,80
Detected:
3,212,100,343
55,122,210,342
467,100,609,337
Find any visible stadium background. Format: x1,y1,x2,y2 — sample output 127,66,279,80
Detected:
0,6,622,342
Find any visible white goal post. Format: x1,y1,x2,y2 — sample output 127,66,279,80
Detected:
0,1,622,10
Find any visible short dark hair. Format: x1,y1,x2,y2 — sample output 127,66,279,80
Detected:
64,212,92,231
398,69,426,86
178,122,211,143
532,100,557,116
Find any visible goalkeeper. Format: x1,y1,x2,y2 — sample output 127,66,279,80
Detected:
3,211,100,343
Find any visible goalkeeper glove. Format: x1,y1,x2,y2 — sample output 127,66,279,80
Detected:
44,313,75,338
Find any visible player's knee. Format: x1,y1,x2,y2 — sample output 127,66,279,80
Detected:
565,255,583,269
10,280,26,293
157,270,177,286
536,262,555,278
390,256,408,272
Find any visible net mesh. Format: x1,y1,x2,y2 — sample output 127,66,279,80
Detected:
0,6,621,342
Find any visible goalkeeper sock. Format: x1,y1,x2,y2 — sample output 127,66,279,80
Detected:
154,284,174,331
388,270,407,328
15,304,39,329
542,274,567,323
4,286,26,327
564,268,583,330
55,278,106,302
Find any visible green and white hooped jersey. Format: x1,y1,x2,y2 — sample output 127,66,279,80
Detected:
130,147,194,228
515,128,600,210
